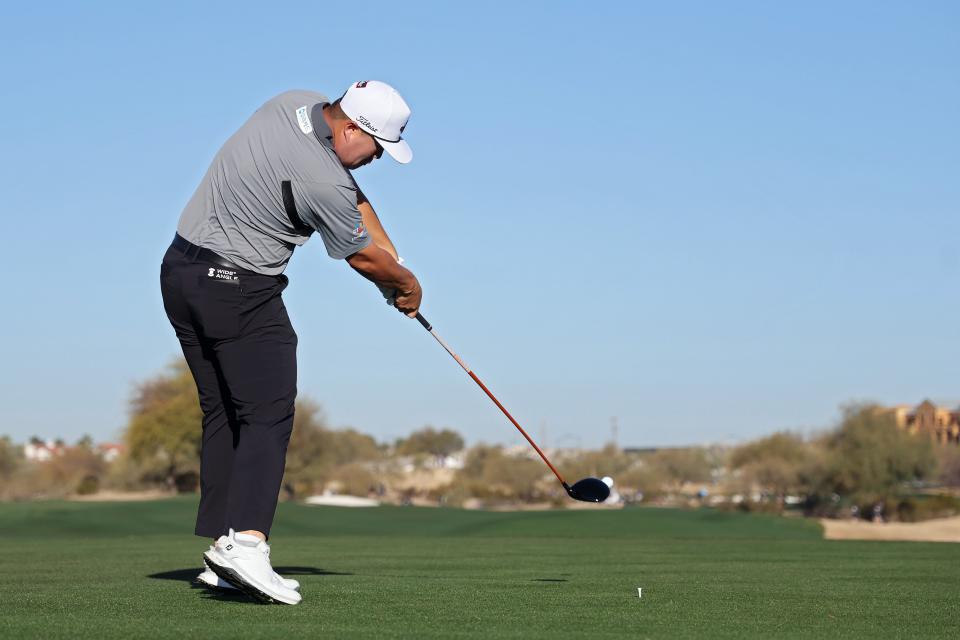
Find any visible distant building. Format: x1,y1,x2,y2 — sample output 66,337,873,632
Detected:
887,400,960,446
422,452,464,470
97,443,124,462
23,439,66,462
23,439,126,462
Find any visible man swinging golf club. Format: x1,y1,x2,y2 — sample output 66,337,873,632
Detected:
160,81,420,605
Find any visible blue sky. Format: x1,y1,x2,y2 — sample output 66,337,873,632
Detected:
0,1,957,448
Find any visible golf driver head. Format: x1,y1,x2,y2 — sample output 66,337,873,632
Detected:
565,477,611,503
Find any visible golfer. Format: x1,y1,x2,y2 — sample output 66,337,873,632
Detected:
159,81,420,605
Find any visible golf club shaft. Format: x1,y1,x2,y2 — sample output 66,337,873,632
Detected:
415,313,568,487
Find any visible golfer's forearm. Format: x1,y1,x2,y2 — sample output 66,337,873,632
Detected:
358,195,399,261
346,243,415,291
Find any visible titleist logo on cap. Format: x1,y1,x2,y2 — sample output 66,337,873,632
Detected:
356,115,378,133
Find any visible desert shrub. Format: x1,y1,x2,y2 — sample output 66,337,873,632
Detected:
327,463,378,496
807,405,937,511
449,444,548,503
729,432,816,502
76,475,100,495
648,447,713,486
395,427,464,463
887,495,960,522
937,446,960,487
283,400,384,497
124,360,202,490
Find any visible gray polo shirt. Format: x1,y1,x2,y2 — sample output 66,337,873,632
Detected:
177,90,372,275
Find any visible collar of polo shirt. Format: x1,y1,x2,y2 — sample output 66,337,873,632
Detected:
310,103,334,150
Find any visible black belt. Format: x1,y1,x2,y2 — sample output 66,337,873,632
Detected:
171,234,250,272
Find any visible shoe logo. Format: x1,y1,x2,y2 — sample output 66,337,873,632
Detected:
225,544,233,551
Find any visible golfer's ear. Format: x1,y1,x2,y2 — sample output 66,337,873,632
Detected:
343,122,363,142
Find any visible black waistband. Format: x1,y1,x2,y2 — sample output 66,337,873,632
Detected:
170,234,252,273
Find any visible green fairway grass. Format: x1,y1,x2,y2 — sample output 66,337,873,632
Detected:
1,499,957,639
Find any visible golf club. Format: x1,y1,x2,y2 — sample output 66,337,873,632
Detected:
414,312,610,503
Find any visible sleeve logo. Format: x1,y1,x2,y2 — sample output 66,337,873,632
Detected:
352,222,367,242
295,106,313,135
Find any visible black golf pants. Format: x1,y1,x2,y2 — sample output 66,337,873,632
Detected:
160,242,296,539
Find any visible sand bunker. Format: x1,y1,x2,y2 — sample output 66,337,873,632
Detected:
821,515,960,543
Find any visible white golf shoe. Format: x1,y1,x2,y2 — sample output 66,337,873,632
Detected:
195,567,238,591
197,536,300,592
203,529,302,605
195,567,300,592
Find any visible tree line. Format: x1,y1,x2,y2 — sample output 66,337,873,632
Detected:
2,361,959,521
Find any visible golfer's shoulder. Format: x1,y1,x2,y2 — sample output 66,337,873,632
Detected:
263,89,330,109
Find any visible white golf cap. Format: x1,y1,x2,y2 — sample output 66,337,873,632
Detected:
339,80,413,164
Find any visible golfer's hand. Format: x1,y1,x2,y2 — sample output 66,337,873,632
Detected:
376,256,405,305
393,277,422,318
346,246,420,316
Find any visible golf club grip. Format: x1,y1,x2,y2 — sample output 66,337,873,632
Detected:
415,313,431,331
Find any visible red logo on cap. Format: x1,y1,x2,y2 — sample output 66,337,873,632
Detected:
356,81,368,88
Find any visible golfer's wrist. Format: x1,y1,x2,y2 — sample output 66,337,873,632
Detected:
397,270,419,295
